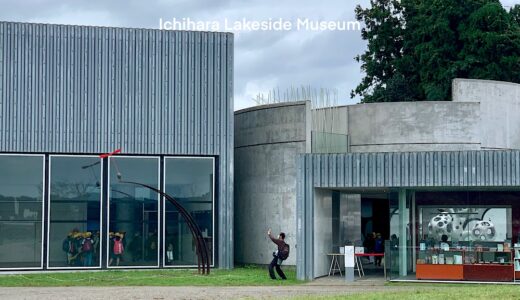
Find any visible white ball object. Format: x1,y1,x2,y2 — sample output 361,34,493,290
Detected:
428,213,454,240
471,220,496,241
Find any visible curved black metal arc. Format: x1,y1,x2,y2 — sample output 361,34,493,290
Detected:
163,192,210,274
122,181,209,274
118,180,210,274
159,188,209,274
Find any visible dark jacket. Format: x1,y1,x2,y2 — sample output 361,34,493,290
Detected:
269,234,286,254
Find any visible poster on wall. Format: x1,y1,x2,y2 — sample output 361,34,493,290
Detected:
420,207,511,243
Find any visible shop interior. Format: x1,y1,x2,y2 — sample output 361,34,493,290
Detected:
388,190,520,282
316,189,520,282
315,189,391,279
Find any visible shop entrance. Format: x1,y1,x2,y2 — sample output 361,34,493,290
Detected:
361,194,390,245
358,194,390,277
314,190,392,279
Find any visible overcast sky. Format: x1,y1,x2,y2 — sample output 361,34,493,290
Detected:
1,0,518,110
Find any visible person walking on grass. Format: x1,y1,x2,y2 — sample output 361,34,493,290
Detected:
267,228,290,280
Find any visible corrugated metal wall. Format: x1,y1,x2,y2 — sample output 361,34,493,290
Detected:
0,21,234,268
296,150,520,279
300,151,520,189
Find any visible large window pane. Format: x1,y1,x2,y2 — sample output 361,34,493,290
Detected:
164,157,214,266
419,206,512,244
108,157,159,267
0,155,44,269
48,156,102,268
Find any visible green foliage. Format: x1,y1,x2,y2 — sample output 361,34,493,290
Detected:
353,0,520,103
457,3,520,83
351,0,409,101
510,5,520,26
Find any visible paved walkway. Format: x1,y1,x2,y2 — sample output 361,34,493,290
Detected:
0,277,420,300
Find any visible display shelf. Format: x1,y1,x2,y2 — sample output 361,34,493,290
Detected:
463,264,514,282
417,245,516,282
416,264,464,280
514,246,520,282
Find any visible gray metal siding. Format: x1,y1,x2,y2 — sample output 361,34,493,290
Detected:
0,21,234,269
300,151,520,189
0,22,232,155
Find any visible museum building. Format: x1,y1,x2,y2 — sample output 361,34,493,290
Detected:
234,79,520,282
3,20,520,284
0,21,234,270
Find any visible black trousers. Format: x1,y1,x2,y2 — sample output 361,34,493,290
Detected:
269,256,287,279
375,256,382,266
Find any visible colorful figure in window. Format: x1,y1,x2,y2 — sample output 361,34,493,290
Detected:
109,232,125,266
82,232,94,266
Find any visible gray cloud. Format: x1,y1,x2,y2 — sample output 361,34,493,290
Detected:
1,0,515,110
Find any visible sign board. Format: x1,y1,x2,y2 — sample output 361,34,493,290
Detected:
344,245,355,268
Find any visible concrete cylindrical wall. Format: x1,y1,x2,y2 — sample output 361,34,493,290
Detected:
234,101,310,266
453,79,520,150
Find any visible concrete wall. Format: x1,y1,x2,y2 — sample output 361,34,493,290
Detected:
310,79,520,153
453,79,520,150
347,101,481,152
234,101,311,266
313,188,333,278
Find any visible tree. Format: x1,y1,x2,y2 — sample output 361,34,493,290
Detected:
510,5,520,26
350,0,417,102
352,0,520,103
457,3,520,83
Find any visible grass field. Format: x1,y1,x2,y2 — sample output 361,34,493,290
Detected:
1,267,519,300
0,266,301,287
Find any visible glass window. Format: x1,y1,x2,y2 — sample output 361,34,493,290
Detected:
48,156,102,268
164,157,214,267
108,157,159,267
0,155,44,269
419,206,512,245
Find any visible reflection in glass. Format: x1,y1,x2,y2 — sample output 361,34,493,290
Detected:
0,155,44,269
164,158,214,266
109,157,159,267
48,156,102,268
419,206,512,244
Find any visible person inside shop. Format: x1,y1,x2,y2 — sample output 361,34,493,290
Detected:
440,234,450,250
267,228,289,280
363,232,375,263
374,233,384,267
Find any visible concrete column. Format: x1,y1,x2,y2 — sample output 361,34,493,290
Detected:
398,189,407,277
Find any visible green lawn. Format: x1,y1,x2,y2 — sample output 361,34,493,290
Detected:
301,283,520,300
0,266,301,287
